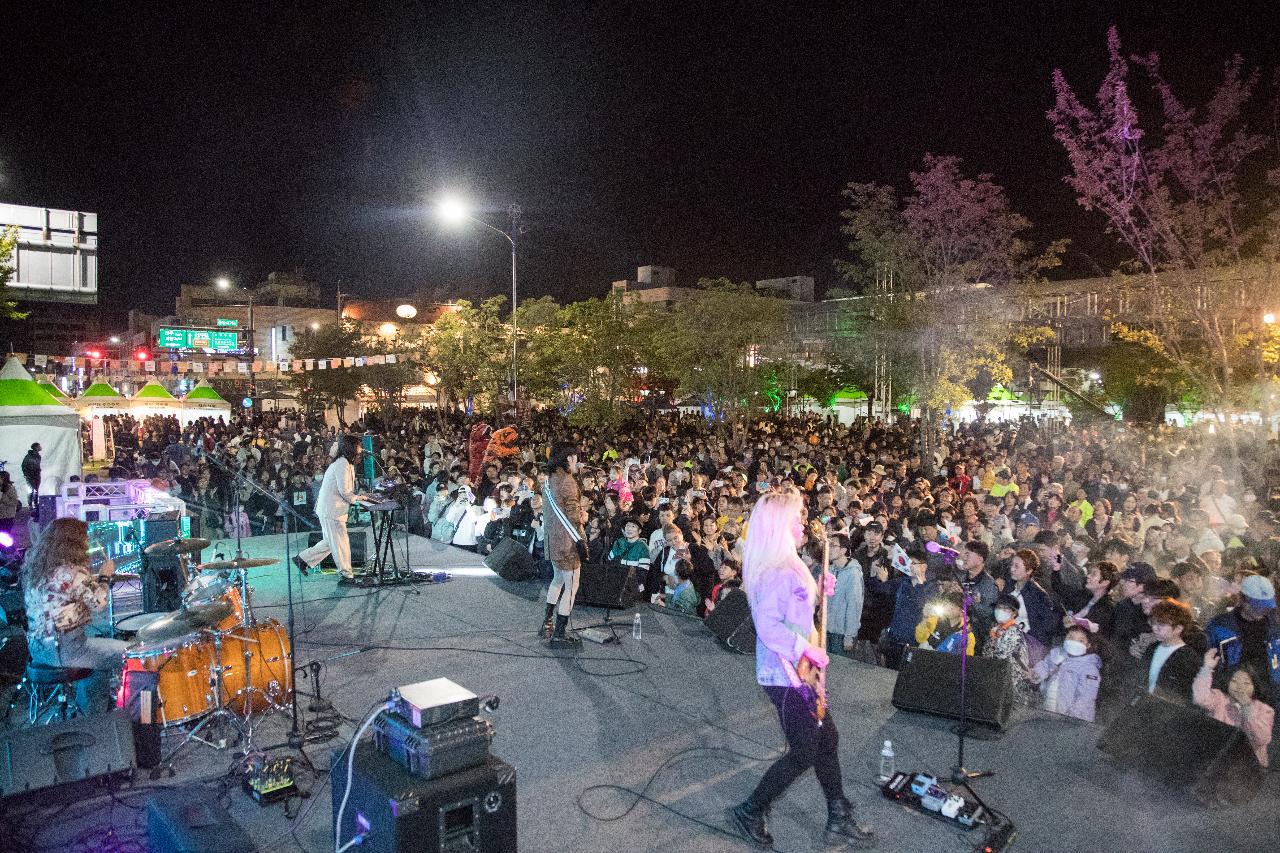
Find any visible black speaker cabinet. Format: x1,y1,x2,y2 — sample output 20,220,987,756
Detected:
704,588,756,654
308,528,368,568
486,537,537,582
141,553,187,612
333,742,517,853
1098,693,1263,802
576,562,639,609
0,709,136,802
892,646,1015,730
146,788,255,853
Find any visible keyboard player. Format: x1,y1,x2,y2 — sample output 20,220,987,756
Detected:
294,435,370,585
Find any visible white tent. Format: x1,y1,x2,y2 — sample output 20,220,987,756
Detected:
130,379,183,419
0,358,82,501
180,380,233,425
75,380,130,418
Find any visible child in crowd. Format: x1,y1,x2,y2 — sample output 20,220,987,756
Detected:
915,590,975,655
1029,624,1102,721
984,592,1035,706
666,559,699,615
704,557,742,614
1194,648,1273,768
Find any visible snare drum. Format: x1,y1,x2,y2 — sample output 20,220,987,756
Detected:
119,633,214,726
220,620,293,713
182,574,245,632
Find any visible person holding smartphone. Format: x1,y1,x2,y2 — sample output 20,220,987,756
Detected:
23,518,129,713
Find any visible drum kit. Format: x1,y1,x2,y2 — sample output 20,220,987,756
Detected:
114,536,293,764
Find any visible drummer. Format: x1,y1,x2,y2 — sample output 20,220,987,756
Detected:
23,518,129,713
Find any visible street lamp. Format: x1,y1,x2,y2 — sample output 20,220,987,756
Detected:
216,277,255,358
436,196,522,405
396,303,418,320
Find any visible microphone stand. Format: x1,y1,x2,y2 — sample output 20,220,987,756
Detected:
928,545,1015,851
203,449,316,747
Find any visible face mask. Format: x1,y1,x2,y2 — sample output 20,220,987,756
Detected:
1063,639,1088,657
994,609,1014,624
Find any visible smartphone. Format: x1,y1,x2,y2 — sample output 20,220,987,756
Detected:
1217,636,1239,661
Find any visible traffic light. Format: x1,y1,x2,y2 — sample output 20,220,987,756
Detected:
135,349,150,361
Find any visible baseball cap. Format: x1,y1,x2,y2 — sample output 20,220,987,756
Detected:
1119,561,1157,585
864,521,884,533
1242,575,1276,609
1014,510,1040,527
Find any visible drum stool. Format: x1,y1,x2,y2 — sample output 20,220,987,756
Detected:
8,661,95,725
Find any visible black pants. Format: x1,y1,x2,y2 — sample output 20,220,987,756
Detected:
751,685,845,807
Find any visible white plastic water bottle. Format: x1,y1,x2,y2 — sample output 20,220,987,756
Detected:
877,740,895,783
633,613,642,640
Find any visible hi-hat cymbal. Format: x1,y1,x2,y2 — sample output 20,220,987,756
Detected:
195,557,278,572
144,537,211,556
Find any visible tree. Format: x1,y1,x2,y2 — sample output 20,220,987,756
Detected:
285,323,367,424
424,297,509,415
363,331,423,413
837,154,1060,467
0,225,27,321
646,278,789,424
1048,26,1271,450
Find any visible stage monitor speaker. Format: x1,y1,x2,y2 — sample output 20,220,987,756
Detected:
142,553,186,612
892,646,1015,731
147,788,256,853
704,588,756,655
486,537,537,582
1098,693,1263,802
576,562,638,609
333,742,517,853
0,709,136,802
308,529,368,568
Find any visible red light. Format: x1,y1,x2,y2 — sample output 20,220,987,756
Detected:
135,350,150,361
87,350,101,359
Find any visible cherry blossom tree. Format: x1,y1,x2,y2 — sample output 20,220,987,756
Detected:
1048,26,1272,443
837,154,1060,468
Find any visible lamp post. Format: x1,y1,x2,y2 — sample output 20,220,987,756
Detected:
1262,313,1276,436
216,277,255,359
437,197,521,406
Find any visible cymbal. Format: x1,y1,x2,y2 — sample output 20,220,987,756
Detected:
144,537,211,556
195,557,278,572
136,609,206,643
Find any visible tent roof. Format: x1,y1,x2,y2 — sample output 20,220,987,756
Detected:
133,380,177,400
38,380,69,399
185,380,226,402
82,381,123,398
0,357,80,419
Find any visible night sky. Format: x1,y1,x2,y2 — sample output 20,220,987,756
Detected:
5,2,1280,323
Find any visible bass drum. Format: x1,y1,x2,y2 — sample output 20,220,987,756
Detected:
220,620,293,713
120,633,213,726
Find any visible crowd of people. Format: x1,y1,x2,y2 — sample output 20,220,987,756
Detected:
84,406,1280,779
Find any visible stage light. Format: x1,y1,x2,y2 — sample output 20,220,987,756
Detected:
135,349,150,361
0,531,14,549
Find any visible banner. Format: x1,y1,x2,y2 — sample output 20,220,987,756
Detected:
10,350,423,378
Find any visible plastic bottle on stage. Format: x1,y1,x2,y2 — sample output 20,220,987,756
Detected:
633,613,642,640
877,740,895,783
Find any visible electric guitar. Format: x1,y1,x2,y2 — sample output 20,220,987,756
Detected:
795,530,829,720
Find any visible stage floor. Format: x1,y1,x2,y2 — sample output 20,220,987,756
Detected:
6,532,1279,852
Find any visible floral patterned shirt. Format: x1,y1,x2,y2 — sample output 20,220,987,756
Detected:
25,562,108,643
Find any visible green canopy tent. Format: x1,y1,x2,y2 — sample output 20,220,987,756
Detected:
130,379,183,419
0,357,82,500
180,379,233,425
